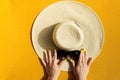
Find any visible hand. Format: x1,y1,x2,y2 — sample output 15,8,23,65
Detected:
70,50,92,80
41,49,64,80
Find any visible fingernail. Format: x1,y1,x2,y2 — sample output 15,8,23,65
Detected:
81,48,85,51
54,49,57,53
70,59,74,63
43,50,46,54
81,48,86,53
64,59,66,62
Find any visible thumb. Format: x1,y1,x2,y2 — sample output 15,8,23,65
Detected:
58,59,65,68
69,59,75,68
68,59,76,72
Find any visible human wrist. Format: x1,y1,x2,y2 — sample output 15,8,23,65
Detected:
79,78,86,80
76,76,86,80
47,76,57,80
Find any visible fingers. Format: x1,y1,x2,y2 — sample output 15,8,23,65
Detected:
44,49,58,64
43,49,91,69
78,49,92,66
78,49,85,65
81,50,85,64
69,59,75,68
39,57,46,68
78,50,82,64
68,58,76,73
87,57,92,66
83,50,87,63
53,49,57,62
44,50,48,64
47,49,52,64
58,59,64,68
81,49,87,64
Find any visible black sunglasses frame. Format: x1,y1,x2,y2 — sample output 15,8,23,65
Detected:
57,50,81,61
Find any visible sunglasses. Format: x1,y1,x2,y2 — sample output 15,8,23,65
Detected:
57,50,81,61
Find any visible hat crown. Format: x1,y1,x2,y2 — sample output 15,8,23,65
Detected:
52,21,84,50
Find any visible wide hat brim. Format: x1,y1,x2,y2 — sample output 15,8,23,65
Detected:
32,1,104,71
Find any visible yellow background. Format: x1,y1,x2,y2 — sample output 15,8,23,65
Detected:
0,0,120,80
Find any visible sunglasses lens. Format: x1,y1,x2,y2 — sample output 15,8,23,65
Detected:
69,50,80,60
57,50,67,60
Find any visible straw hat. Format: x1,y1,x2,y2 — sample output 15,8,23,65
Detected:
32,1,104,71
